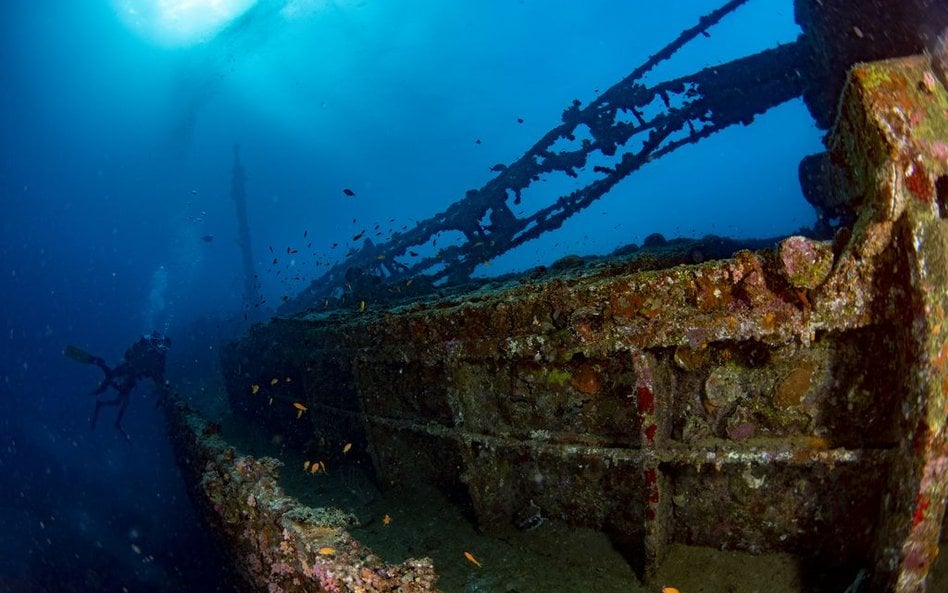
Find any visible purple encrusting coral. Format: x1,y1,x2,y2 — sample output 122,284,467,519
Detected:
778,235,834,290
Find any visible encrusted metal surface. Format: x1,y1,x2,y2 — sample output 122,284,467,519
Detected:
203,55,947,593
165,399,440,593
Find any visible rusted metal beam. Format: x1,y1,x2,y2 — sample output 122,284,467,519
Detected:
826,55,948,593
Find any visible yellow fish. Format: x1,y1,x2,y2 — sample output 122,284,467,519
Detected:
662,588,681,593
251,384,260,394
310,462,319,474
270,378,279,385
293,402,307,419
359,300,366,312
303,461,311,471
318,546,336,556
383,514,392,526
464,551,481,567
342,442,352,454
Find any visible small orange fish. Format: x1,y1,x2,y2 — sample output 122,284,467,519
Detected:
342,442,352,454
270,378,279,385
662,588,681,593
383,514,391,525
293,402,307,419
464,551,481,568
303,461,311,471
251,384,260,394
318,546,336,556
310,462,319,474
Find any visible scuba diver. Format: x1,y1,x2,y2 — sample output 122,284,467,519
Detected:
65,332,173,440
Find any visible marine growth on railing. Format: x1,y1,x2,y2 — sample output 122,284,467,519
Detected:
286,0,806,313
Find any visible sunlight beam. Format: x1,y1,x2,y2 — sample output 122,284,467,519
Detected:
111,0,260,47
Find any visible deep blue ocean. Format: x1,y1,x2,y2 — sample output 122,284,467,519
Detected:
0,1,822,591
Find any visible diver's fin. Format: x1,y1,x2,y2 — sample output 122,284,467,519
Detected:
67,345,112,384
64,344,95,364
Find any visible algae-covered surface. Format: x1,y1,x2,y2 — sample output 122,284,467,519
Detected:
215,403,838,593
350,485,640,593
218,408,641,592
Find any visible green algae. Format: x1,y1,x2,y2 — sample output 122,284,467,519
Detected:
543,368,572,387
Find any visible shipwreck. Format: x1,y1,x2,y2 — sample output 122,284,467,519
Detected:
165,1,947,592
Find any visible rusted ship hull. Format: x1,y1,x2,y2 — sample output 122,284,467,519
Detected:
202,56,946,592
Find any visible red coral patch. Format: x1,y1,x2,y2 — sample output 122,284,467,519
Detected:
905,160,933,202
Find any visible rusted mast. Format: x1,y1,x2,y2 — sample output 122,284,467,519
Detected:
231,144,262,313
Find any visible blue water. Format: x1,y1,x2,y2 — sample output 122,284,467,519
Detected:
0,1,821,591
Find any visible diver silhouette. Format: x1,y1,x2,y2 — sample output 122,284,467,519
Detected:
65,332,173,440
